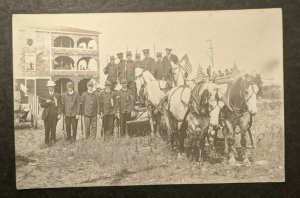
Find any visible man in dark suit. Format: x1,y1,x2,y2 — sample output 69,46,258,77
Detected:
81,80,100,139
62,81,80,143
40,80,62,146
116,79,134,137
163,47,179,68
117,52,126,82
134,53,142,69
103,56,118,90
155,52,172,89
141,49,156,76
99,80,117,139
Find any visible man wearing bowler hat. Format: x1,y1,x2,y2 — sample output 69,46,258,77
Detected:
40,80,62,146
163,47,179,68
116,79,134,137
81,80,100,139
99,80,117,138
142,49,156,76
62,81,80,142
103,56,118,90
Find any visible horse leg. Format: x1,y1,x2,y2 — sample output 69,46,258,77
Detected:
241,129,250,165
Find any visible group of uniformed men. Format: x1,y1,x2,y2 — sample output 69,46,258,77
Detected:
103,48,178,92
41,48,178,146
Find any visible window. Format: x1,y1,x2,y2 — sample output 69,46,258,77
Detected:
25,53,36,71
77,37,97,49
53,36,74,48
53,56,74,70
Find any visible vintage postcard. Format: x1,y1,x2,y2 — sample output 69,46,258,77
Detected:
13,9,284,189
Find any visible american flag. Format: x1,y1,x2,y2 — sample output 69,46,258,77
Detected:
179,54,192,74
196,64,205,79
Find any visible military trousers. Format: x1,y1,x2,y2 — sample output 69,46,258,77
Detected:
65,116,78,142
120,112,131,137
84,115,97,139
102,114,115,138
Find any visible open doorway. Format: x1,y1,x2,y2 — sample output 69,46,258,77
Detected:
55,78,73,94
78,78,91,95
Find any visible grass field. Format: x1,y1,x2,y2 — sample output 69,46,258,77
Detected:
15,90,284,189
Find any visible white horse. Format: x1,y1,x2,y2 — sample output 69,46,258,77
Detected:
163,82,228,161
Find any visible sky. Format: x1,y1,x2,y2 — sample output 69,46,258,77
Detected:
13,8,283,86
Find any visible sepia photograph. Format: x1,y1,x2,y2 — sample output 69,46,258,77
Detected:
13,9,284,189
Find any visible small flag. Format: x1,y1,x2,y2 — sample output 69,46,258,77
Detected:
20,83,27,93
179,54,192,74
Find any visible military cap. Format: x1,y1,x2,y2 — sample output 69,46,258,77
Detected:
66,81,74,87
126,51,132,57
87,80,94,86
46,80,56,87
121,79,127,84
117,53,124,57
157,52,162,57
105,80,112,86
135,53,141,58
142,49,149,54
110,56,115,60
165,47,172,51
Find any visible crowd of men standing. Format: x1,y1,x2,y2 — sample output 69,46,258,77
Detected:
40,48,178,146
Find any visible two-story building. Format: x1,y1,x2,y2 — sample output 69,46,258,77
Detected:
13,26,101,103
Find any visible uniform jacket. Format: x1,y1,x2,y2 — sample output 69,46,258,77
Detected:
62,91,80,117
117,59,126,82
125,60,136,82
81,91,99,116
134,60,142,69
142,57,156,76
116,89,134,113
155,60,172,80
99,90,117,115
41,92,62,120
163,54,179,69
103,62,118,83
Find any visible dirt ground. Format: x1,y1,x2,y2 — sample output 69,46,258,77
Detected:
15,99,284,189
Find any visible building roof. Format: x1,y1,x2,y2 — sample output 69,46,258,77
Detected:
18,25,101,35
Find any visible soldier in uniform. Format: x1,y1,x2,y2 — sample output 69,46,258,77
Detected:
103,56,118,90
99,80,117,138
117,52,126,82
155,52,172,89
141,49,156,76
116,79,134,137
62,81,80,142
134,53,142,68
125,51,136,101
40,80,62,146
81,80,100,139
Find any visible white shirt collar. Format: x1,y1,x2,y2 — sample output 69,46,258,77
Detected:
68,90,74,95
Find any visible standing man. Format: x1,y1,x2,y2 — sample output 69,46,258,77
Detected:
134,53,142,68
99,80,117,138
81,80,100,139
125,51,136,101
163,47,179,67
103,56,118,90
62,81,80,143
155,52,172,89
117,52,126,82
116,79,134,137
141,49,156,76
40,80,61,146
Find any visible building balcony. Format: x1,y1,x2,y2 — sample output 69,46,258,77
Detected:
51,47,99,56
51,69,99,78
